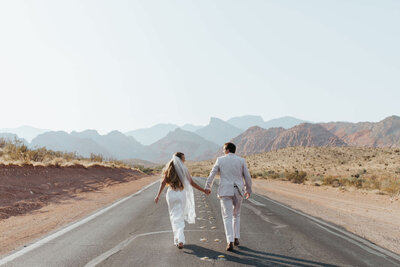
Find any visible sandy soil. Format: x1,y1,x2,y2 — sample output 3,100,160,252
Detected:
0,164,159,255
253,179,400,255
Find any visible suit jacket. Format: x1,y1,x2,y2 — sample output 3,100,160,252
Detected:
205,153,252,198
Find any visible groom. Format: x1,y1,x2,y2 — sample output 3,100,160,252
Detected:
204,142,252,251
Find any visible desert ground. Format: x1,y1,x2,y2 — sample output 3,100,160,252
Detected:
188,146,400,255
252,179,400,255
0,164,159,255
1,145,399,257
189,147,400,195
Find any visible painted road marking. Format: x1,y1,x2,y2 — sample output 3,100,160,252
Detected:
0,180,159,266
85,230,215,267
247,198,266,206
255,193,400,264
243,204,287,229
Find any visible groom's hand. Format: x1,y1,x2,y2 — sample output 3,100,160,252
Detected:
244,192,250,199
204,189,211,196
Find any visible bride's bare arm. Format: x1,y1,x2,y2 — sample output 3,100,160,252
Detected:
154,177,167,204
188,176,207,193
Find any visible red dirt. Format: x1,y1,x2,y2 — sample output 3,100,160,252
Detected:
0,164,146,220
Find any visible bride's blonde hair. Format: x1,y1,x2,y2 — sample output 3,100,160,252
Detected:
163,152,184,190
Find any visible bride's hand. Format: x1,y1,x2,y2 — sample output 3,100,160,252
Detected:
154,196,159,204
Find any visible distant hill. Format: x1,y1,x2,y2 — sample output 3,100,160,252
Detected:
181,124,203,132
231,126,285,155
227,115,265,130
148,128,219,163
262,116,307,129
228,123,346,156
122,158,157,167
7,115,400,162
31,131,112,158
269,123,347,151
227,115,306,130
195,117,243,145
0,133,29,145
71,130,146,159
125,124,178,145
0,126,50,142
320,115,400,148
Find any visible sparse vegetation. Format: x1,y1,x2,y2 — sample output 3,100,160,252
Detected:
188,146,400,196
133,164,163,175
0,138,138,170
285,170,307,184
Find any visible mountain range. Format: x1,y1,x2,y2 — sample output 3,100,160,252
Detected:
0,126,49,142
232,116,400,156
227,115,307,130
1,115,399,163
320,115,400,148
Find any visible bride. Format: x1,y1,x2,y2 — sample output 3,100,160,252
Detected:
154,152,208,249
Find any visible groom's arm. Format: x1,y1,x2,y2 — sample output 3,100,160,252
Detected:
205,158,220,191
242,159,252,195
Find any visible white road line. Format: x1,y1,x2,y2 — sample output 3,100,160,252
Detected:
0,180,159,266
247,198,266,206
84,230,171,267
255,193,400,263
84,229,209,267
243,204,287,229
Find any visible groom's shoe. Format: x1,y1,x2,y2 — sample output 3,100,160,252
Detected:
234,238,240,246
226,242,234,251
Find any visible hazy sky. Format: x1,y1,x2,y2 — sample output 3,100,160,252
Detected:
0,0,399,134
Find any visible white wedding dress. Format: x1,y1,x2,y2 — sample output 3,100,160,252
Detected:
165,156,196,245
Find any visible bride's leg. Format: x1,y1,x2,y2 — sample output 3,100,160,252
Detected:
175,191,186,244
166,190,185,245
167,190,179,244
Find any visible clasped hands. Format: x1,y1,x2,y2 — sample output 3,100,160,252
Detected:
204,189,211,196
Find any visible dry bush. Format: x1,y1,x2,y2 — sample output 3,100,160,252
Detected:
380,177,400,196
170,146,400,195
285,170,307,184
0,139,136,171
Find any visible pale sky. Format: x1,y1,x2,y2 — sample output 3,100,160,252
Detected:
0,0,399,134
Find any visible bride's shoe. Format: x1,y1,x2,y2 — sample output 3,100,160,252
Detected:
177,242,184,249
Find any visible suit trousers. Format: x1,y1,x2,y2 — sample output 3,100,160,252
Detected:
220,187,243,243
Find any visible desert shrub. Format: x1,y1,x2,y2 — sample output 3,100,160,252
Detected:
346,177,364,188
0,139,133,169
322,176,340,187
285,170,307,184
254,172,263,178
28,147,48,162
381,177,400,196
364,175,381,190
90,153,103,162
135,165,155,174
0,138,6,148
309,175,323,182
264,170,281,179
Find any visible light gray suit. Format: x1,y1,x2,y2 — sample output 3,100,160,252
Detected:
205,153,252,243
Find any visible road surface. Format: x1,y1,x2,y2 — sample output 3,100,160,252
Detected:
1,178,399,267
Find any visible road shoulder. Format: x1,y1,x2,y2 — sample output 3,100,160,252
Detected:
0,175,160,256
253,178,400,255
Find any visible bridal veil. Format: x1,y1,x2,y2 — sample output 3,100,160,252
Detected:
172,155,196,224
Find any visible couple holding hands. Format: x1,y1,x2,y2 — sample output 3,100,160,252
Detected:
154,142,252,251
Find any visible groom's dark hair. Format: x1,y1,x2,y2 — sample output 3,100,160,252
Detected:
224,142,236,153
174,152,184,160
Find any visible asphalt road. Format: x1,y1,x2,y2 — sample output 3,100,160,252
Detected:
1,178,400,267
